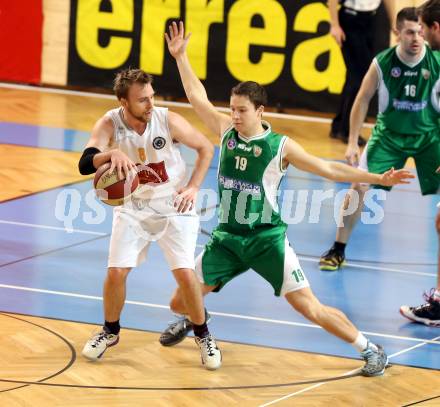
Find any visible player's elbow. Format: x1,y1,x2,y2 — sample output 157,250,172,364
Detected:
326,173,340,182
197,141,214,162
187,87,209,108
78,165,94,176
78,147,101,175
321,162,339,181
205,141,215,158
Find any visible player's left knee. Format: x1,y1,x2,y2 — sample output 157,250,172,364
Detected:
173,267,195,287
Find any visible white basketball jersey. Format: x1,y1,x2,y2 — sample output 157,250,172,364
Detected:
106,106,186,199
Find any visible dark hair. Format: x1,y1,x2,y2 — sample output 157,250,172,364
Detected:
113,68,153,100
418,0,440,27
231,81,267,109
396,7,418,29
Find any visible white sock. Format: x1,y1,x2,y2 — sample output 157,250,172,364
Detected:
351,332,377,353
434,289,440,302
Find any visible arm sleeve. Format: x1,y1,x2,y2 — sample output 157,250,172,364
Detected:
78,147,101,175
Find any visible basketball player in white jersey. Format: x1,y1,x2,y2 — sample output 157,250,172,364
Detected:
78,69,221,370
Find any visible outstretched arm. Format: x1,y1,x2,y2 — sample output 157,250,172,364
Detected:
165,21,230,137
283,138,414,187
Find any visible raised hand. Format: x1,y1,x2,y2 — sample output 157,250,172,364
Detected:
165,21,191,59
379,167,415,187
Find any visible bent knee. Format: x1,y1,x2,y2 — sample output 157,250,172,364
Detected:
107,267,131,284
343,185,366,208
173,268,197,286
436,212,440,234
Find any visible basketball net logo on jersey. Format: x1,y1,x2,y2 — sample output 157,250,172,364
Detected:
123,152,171,243
136,162,169,185
137,145,170,185
119,170,172,243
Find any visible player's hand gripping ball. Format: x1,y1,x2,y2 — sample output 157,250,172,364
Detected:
94,162,139,206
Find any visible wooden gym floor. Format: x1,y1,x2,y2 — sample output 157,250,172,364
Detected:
0,84,438,406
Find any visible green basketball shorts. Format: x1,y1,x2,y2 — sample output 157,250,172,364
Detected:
359,128,440,195
195,225,309,297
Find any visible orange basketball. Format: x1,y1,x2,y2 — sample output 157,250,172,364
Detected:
93,162,139,206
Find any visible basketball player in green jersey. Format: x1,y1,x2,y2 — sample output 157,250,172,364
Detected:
399,0,440,327
160,21,414,376
320,7,440,272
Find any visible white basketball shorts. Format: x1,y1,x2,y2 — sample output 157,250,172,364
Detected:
108,197,199,270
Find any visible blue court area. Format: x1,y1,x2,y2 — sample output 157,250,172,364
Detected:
0,122,439,370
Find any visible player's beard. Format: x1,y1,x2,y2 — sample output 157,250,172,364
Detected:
126,106,150,123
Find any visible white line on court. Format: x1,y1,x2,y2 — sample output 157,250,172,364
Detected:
259,335,440,406
0,283,439,346
0,82,375,128
298,256,436,278
0,220,107,236
0,220,435,278
0,77,431,403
